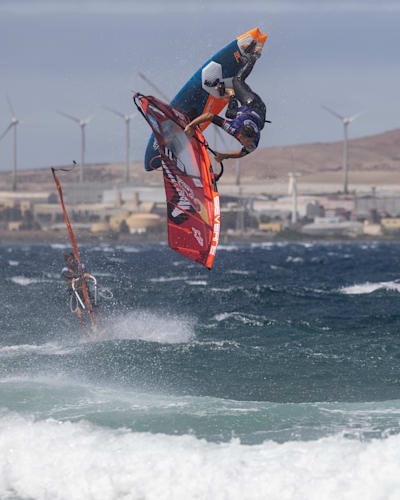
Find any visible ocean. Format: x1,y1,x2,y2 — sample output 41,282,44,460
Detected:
1,241,400,499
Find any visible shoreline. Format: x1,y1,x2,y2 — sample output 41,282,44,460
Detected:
0,229,399,246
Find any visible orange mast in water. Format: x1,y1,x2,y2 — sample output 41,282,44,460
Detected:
51,166,97,333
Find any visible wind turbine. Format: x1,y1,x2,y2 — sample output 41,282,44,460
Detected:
322,105,362,194
288,172,299,224
138,72,170,102
104,106,136,183
0,96,21,191
57,111,94,183
235,158,241,189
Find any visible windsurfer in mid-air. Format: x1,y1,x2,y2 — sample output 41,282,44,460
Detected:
184,40,267,162
61,252,92,326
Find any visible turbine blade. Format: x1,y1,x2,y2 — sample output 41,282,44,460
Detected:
6,94,16,118
57,110,81,123
348,111,364,123
103,105,125,119
321,105,344,120
138,72,170,102
0,123,14,141
84,114,95,124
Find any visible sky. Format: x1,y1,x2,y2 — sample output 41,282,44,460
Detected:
0,0,399,171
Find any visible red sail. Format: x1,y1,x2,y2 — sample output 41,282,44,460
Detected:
134,94,220,269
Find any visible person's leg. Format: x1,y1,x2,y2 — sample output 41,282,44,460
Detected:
230,53,266,127
232,55,258,105
225,95,239,119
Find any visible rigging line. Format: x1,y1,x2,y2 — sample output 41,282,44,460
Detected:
52,160,80,174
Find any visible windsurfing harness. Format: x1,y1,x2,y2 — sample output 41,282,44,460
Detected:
134,94,220,269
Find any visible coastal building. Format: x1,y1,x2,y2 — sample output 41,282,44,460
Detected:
3,179,400,240
301,216,363,237
381,218,400,232
355,195,400,219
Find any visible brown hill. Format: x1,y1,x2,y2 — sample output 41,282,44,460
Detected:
238,128,400,185
1,128,400,191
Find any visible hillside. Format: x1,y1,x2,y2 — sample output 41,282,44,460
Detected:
1,128,400,191
240,128,400,184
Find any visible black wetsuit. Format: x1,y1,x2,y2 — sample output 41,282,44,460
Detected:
211,53,266,155
230,53,266,129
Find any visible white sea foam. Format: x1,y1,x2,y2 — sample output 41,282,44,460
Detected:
214,312,269,327
340,281,400,295
8,276,39,286
115,245,141,253
8,260,19,266
227,269,250,275
194,340,241,350
250,242,275,249
8,276,53,286
50,243,68,250
0,343,78,358
102,311,195,344
286,256,304,264
150,275,189,283
0,411,399,500
217,244,240,251
210,286,237,293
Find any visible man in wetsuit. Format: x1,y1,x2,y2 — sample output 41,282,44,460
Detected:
61,252,89,324
184,41,267,162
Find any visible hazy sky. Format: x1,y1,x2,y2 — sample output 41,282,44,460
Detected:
1,0,399,170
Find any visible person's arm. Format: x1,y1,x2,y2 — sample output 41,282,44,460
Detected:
184,112,215,136
214,149,248,162
61,267,74,280
62,267,84,280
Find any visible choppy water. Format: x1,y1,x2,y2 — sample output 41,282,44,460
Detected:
1,241,400,499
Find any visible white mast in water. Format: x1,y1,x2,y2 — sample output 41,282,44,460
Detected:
57,111,94,183
0,96,21,191
322,105,362,195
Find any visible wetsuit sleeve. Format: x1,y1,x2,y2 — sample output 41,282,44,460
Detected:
61,266,81,280
211,115,225,128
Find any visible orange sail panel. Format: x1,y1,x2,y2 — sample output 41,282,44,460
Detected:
134,94,220,269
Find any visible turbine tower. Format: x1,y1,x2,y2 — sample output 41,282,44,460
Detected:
104,106,136,183
322,105,362,194
288,172,299,224
58,111,94,183
0,96,21,191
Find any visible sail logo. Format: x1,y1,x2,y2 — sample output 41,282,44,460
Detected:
192,227,204,247
162,161,195,225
